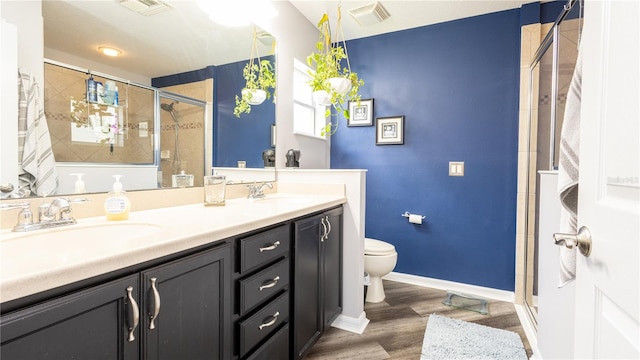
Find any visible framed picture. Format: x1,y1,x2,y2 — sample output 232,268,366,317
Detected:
347,98,374,126
376,116,405,145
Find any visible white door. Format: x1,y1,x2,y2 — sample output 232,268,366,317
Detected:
573,0,639,358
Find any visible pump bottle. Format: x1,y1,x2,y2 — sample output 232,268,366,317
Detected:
104,175,130,220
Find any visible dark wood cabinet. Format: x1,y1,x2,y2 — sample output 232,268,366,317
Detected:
292,206,343,360
0,245,231,360
0,205,343,360
141,246,231,359
0,274,140,360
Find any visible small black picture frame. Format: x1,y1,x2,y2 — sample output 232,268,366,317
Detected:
376,116,404,145
347,98,374,126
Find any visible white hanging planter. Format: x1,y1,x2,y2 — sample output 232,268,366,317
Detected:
313,90,332,106
242,89,267,105
327,77,352,96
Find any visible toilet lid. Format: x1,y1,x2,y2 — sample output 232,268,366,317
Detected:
364,238,396,256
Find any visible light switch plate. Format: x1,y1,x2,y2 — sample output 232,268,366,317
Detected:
449,161,464,176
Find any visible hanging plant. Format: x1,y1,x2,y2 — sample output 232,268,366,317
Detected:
234,27,276,118
307,8,364,135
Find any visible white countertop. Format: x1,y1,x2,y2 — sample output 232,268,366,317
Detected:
0,193,345,304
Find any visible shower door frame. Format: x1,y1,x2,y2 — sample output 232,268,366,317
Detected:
521,0,581,330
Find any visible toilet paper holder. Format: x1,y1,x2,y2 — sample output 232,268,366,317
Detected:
401,212,426,220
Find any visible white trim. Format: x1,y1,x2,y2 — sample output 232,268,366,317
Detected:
331,311,370,334
515,303,541,359
383,272,515,303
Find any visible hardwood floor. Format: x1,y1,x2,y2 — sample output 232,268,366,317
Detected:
304,280,532,359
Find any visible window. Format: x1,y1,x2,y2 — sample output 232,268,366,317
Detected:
293,59,327,138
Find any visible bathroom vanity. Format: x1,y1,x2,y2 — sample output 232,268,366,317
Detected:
0,193,345,359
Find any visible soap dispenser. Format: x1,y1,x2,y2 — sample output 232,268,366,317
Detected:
70,173,86,194
104,175,130,220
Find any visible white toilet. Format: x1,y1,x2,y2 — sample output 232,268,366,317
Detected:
364,238,398,303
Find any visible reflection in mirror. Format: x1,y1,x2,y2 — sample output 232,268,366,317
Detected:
43,60,207,194
12,0,279,197
157,91,207,188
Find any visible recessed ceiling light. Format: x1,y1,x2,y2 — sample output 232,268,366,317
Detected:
98,46,123,57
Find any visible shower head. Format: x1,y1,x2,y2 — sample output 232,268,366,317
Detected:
161,102,179,123
160,102,174,112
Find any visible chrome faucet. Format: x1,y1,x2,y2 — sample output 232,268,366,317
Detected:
246,182,273,199
1,198,88,232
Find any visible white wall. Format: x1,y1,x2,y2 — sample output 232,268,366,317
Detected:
278,169,370,334
255,2,331,170
1,1,44,198
1,19,18,198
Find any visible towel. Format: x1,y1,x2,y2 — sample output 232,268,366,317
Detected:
556,49,582,287
17,69,58,196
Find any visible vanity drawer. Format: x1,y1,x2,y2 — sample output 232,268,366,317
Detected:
245,323,289,360
238,292,289,357
239,258,290,315
239,224,289,273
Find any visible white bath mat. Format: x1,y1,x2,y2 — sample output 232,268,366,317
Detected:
420,314,527,360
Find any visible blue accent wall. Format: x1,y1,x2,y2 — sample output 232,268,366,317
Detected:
330,9,522,291
215,56,275,168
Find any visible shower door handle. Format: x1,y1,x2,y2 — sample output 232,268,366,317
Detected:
553,226,592,257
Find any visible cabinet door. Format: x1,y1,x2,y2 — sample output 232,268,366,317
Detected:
322,208,342,329
141,244,231,360
293,214,322,359
0,274,140,360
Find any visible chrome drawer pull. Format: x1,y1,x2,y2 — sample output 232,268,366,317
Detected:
259,241,280,252
259,276,280,291
149,277,161,330
259,311,280,330
126,286,139,342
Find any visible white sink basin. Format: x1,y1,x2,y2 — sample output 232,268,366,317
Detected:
2,221,162,243
1,222,163,265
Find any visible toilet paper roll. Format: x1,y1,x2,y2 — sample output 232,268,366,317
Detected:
409,214,423,225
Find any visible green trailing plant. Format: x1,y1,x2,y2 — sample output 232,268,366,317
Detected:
234,28,276,118
306,9,364,136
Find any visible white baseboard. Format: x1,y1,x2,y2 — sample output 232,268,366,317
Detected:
331,311,370,334
384,272,515,303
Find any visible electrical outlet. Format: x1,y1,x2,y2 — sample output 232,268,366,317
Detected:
449,161,464,176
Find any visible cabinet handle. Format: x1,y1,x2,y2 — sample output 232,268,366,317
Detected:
259,276,280,291
259,241,280,252
148,277,161,330
325,216,332,239
320,218,327,242
126,286,139,342
258,311,280,330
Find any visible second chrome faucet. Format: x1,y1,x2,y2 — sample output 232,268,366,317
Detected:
246,182,273,199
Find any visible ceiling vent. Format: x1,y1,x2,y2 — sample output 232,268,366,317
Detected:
119,0,173,16
348,2,390,26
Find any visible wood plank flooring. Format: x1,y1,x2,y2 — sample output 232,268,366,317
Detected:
304,280,532,359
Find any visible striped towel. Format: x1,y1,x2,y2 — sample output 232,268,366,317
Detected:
556,49,582,287
17,69,58,196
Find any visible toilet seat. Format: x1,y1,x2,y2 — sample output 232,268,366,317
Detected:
364,238,396,256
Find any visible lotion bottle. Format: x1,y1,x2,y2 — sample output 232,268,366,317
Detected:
105,175,130,220
70,173,86,194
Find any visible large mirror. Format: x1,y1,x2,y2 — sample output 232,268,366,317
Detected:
10,0,276,196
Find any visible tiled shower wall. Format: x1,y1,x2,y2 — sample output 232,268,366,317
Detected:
159,80,211,187
44,63,154,164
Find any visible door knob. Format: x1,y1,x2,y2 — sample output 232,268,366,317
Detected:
553,226,592,257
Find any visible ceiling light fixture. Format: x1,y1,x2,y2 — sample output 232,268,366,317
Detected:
98,46,123,57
